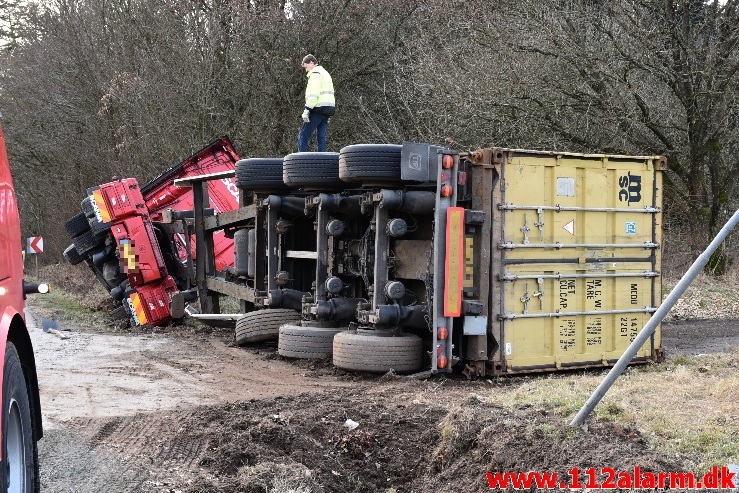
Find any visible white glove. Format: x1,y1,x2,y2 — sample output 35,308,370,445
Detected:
301,109,310,123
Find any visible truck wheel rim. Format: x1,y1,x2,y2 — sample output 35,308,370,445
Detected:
6,398,26,493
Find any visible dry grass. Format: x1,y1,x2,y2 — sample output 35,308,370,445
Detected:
25,263,114,327
236,462,324,493
664,272,739,321
31,263,111,311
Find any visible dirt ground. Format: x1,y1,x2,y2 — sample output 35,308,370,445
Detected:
26,302,731,493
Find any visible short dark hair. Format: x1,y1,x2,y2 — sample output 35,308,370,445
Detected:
302,54,318,65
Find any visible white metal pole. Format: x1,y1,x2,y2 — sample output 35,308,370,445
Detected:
570,208,739,426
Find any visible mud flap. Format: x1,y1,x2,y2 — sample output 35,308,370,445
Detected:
169,292,186,319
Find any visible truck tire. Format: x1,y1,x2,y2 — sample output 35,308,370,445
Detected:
283,152,345,189
64,212,90,238
235,158,289,192
278,324,344,359
234,308,301,346
81,196,95,218
109,304,130,321
63,244,85,266
339,144,403,185
2,343,37,493
89,216,110,237
72,229,105,256
333,330,422,373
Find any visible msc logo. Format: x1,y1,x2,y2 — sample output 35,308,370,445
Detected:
619,172,641,205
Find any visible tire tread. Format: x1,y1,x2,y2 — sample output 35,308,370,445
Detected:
235,309,301,345
332,331,422,372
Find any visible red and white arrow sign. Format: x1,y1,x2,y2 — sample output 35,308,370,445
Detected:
27,236,43,254
562,220,575,236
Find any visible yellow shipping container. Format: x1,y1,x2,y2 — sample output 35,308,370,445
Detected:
469,148,665,375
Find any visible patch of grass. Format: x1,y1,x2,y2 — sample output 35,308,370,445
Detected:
236,461,323,493
664,273,739,321
25,263,120,329
599,402,625,420
28,284,108,327
706,286,733,294
484,374,594,418
33,263,110,310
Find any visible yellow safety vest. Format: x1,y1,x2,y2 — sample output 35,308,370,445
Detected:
305,65,335,111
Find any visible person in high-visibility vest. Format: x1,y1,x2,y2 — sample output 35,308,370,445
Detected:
298,54,335,152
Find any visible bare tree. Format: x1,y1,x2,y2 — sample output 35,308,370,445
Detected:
0,0,27,50
501,0,739,272
0,0,423,258
386,0,739,272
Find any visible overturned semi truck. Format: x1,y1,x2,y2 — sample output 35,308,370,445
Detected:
62,137,241,325
64,141,665,377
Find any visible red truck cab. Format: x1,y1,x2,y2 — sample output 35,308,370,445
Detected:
0,125,43,491
80,138,241,326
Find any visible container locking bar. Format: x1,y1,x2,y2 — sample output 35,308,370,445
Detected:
499,242,659,250
498,204,661,214
500,271,660,281
500,307,657,320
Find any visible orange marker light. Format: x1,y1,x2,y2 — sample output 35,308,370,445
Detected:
437,355,448,369
437,326,449,340
441,184,453,197
442,155,454,169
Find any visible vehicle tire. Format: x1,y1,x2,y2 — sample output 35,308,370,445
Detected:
339,144,403,185
283,152,345,189
333,330,422,373
81,196,95,218
2,343,37,493
278,324,344,359
64,212,90,238
234,309,301,346
109,304,130,321
62,244,85,266
83,197,109,236
235,158,289,192
72,229,105,256
88,216,110,237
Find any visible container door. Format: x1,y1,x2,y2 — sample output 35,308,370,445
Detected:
496,152,663,372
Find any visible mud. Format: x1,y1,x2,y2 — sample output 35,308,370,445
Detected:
661,318,739,356
29,309,733,493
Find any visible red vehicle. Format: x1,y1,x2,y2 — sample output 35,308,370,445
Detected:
63,137,240,326
0,124,44,491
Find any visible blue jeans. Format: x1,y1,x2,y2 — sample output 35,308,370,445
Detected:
297,112,329,152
